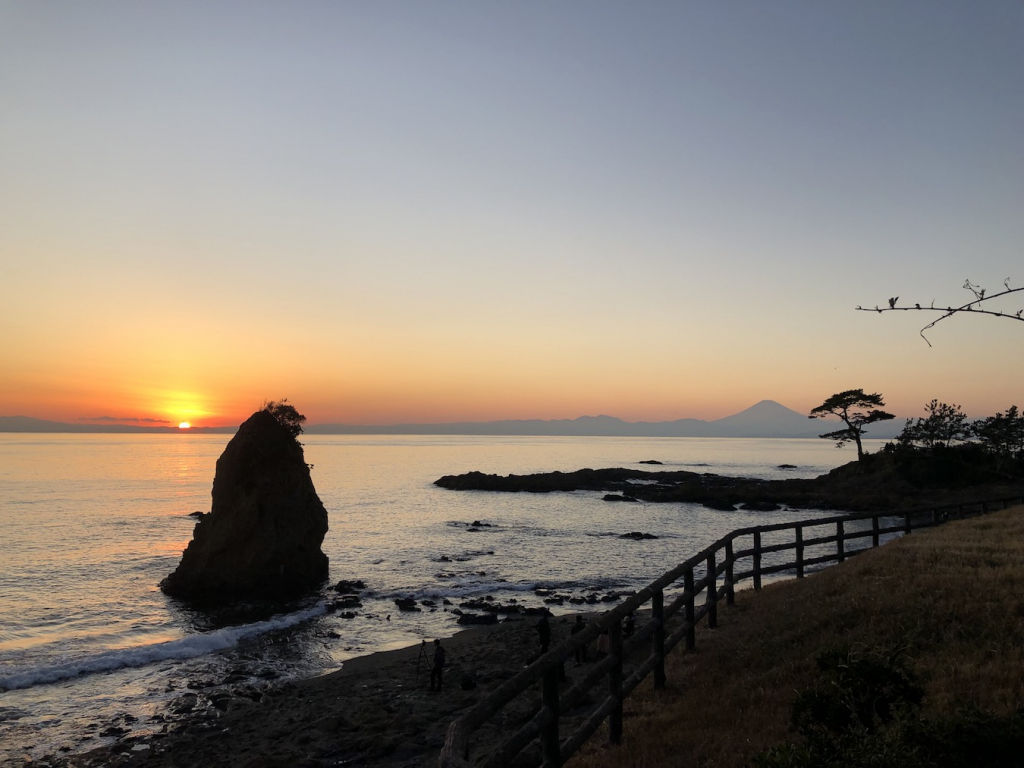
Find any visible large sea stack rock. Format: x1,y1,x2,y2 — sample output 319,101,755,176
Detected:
161,410,329,601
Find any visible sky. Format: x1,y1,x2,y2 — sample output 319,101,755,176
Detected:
1,1,1021,427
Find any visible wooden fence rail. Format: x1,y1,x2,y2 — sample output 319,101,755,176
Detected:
438,496,1023,768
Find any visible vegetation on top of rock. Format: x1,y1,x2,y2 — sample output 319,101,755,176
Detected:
898,399,969,451
895,400,1023,458
973,405,1024,461
262,398,306,439
891,399,1024,482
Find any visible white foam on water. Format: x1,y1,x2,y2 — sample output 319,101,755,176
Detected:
0,603,326,692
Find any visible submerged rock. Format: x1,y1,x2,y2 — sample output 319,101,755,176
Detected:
457,613,498,626
740,501,782,511
702,500,737,511
333,579,366,594
326,596,362,612
160,410,329,601
394,597,420,612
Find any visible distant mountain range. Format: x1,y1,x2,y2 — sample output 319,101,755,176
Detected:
0,400,904,439
305,400,904,439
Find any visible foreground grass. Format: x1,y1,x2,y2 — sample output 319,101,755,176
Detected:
568,506,1024,768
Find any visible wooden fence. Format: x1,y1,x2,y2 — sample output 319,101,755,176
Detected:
438,496,1024,768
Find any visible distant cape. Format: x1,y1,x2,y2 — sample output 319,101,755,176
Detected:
0,416,237,434
1,401,904,439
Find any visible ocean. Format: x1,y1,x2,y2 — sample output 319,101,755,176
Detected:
0,433,877,762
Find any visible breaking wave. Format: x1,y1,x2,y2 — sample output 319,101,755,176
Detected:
0,604,325,692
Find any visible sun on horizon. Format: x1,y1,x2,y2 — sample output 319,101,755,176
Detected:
178,422,191,429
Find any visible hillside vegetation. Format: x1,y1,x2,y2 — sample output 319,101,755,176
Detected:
568,506,1024,767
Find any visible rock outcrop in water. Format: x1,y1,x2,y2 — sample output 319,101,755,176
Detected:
435,454,1024,513
161,409,329,601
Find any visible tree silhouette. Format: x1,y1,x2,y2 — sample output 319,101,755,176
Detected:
856,278,1023,347
898,400,968,452
972,406,1024,461
262,399,306,439
809,389,895,462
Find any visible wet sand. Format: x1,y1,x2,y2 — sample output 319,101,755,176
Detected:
56,613,587,768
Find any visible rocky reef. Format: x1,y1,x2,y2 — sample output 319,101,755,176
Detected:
161,409,329,601
435,452,1024,513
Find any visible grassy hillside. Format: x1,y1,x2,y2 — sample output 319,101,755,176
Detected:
568,506,1024,767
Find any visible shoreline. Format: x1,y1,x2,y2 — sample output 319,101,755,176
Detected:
46,572,840,767
56,612,586,768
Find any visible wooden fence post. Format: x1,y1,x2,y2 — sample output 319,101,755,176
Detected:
609,619,623,745
706,552,717,629
836,519,845,563
795,525,804,579
904,514,911,534
683,568,695,652
872,516,880,548
725,538,735,606
653,588,666,688
753,531,762,591
541,667,561,766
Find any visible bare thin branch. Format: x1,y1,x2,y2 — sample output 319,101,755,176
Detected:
855,279,1023,347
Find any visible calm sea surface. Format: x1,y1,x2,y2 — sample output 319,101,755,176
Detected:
0,433,876,760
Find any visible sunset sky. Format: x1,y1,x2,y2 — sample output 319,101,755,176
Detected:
1,2,1021,427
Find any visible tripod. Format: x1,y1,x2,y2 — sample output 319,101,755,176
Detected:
415,639,428,679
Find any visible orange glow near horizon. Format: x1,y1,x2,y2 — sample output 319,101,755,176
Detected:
3,297,1022,428
5,367,1024,428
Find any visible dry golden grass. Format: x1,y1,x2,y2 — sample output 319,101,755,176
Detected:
567,506,1024,768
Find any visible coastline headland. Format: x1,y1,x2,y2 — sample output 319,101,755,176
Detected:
435,453,1024,513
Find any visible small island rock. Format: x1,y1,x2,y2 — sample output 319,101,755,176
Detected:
333,579,366,594
160,409,329,601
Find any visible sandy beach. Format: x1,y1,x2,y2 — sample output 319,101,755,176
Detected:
54,612,592,768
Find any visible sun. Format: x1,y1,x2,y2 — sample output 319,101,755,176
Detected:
178,422,191,429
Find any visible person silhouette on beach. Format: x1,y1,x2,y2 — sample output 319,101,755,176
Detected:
429,639,445,691
597,628,610,658
571,615,587,665
537,610,551,655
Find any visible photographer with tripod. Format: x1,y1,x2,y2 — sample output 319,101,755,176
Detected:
427,638,445,692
